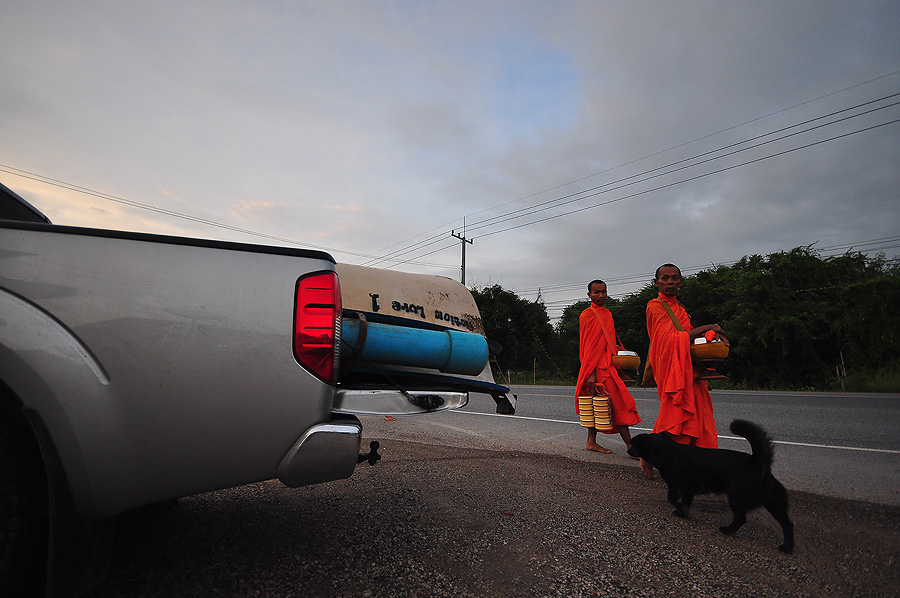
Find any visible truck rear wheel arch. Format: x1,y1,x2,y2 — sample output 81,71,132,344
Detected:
0,383,114,597
0,385,49,596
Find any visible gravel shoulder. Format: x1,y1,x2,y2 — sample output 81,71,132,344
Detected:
87,439,899,598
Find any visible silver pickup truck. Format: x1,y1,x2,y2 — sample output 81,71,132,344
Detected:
0,181,513,597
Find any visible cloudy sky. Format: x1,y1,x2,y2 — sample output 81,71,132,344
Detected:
2,1,898,321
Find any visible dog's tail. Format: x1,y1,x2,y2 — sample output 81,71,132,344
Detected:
730,419,775,471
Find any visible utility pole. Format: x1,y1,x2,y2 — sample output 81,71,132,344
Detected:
451,220,473,285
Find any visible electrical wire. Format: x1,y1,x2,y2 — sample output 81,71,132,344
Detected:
361,70,900,267
3,76,897,276
381,113,900,267
0,164,456,269
461,94,900,235
535,237,900,321
367,94,900,267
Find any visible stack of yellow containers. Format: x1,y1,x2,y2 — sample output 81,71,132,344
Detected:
577,384,614,432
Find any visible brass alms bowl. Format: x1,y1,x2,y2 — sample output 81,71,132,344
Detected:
613,353,641,371
690,341,729,361
613,351,641,383
690,341,729,380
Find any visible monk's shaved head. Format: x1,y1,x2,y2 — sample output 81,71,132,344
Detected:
655,263,681,279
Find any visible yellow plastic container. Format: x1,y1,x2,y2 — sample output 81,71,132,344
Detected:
576,393,615,432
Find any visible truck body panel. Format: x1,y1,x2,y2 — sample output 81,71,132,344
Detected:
1,223,339,518
0,182,511,595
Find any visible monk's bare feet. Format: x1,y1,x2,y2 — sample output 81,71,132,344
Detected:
586,443,612,454
640,458,656,479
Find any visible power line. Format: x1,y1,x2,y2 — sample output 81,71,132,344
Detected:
0,164,457,269
361,70,900,267
531,237,900,320
465,96,900,237
475,117,900,240
385,112,899,268
17,89,895,273
3,76,898,274
369,92,900,266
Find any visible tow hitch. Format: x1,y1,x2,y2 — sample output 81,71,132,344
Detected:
358,440,381,466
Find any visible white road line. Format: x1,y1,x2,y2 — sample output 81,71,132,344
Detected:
449,410,900,455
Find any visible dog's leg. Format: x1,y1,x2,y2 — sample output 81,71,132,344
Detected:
768,507,795,553
719,511,747,535
720,493,748,535
764,485,795,553
668,487,690,519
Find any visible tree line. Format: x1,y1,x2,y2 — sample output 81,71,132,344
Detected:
471,247,900,392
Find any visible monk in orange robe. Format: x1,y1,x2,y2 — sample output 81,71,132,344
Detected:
646,264,728,453
575,280,642,454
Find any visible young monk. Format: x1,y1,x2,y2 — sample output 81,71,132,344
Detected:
575,279,642,454
646,264,728,454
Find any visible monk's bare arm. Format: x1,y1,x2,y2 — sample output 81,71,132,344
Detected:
688,323,729,345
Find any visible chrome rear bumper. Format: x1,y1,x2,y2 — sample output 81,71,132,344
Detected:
277,416,362,487
332,389,468,415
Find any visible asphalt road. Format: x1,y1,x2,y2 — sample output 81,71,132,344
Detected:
388,386,900,506
84,388,900,597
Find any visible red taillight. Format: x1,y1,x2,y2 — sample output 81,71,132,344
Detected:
294,271,341,383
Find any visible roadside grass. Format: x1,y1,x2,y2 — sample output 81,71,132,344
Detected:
839,367,900,393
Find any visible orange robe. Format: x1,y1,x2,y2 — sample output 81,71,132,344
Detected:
646,293,717,448
575,303,642,432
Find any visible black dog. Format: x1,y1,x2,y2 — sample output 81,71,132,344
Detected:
627,419,794,553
